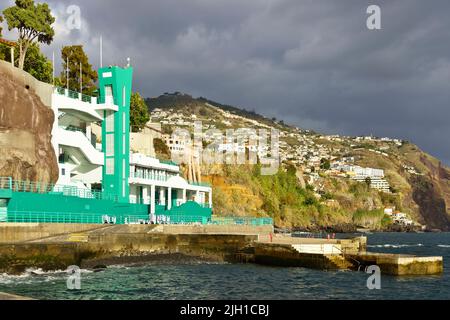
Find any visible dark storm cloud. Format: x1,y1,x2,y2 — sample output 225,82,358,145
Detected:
1,0,449,165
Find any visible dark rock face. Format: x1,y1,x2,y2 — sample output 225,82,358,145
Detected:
0,63,58,184
411,174,450,231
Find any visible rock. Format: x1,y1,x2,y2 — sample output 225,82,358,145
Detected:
0,62,58,184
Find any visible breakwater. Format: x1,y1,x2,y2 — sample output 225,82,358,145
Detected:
0,223,443,276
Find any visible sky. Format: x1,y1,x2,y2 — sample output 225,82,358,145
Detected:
1,0,449,165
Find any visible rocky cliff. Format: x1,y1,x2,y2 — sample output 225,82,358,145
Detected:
147,93,450,231
0,61,58,184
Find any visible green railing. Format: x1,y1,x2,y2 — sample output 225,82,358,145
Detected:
211,216,273,226
190,181,212,188
6,211,148,225
68,89,79,99
0,177,118,202
0,177,12,190
81,94,92,103
160,160,179,167
130,172,170,182
155,214,209,225
60,125,85,134
56,86,65,95
54,86,95,104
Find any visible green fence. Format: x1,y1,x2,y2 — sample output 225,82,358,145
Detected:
54,86,94,103
0,177,118,202
154,214,209,225
211,216,273,226
6,211,149,225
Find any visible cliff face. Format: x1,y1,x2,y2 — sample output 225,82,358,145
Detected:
0,62,58,185
409,155,450,231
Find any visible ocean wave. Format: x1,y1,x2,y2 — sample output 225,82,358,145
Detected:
368,244,424,248
0,267,92,284
437,245,450,248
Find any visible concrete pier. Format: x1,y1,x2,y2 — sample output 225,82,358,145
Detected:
0,223,444,276
348,252,444,276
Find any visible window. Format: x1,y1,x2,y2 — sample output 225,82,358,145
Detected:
106,135,115,157
106,158,115,175
61,168,66,176
105,85,114,105
105,111,115,132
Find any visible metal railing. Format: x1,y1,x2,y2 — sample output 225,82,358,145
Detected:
0,177,13,190
211,216,273,226
130,172,170,182
5,211,148,225
67,89,79,99
159,160,179,166
190,181,212,187
81,94,92,103
60,125,85,134
54,86,94,104
154,214,209,225
0,177,118,202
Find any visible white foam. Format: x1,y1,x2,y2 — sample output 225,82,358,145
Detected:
368,244,424,249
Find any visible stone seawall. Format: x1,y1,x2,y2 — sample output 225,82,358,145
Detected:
0,223,107,243
0,233,257,274
0,223,273,243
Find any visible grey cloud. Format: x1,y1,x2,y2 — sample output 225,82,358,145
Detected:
1,0,449,164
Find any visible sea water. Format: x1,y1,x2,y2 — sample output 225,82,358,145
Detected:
0,232,449,300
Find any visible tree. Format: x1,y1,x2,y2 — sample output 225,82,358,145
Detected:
0,14,3,37
60,45,98,95
130,92,150,132
0,41,52,83
320,158,331,170
365,177,372,188
3,0,55,70
22,43,52,83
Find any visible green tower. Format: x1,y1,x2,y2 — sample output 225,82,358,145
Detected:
98,66,133,203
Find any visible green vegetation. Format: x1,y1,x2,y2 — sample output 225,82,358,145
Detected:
153,138,170,160
22,43,52,82
0,42,52,83
320,158,331,170
352,209,391,229
213,164,351,228
0,14,3,36
59,45,98,95
130,92,150,132
3,0,55,70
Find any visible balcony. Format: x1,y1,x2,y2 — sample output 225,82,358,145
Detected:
53,87,118,119
55,86,95,103
0,177,118,202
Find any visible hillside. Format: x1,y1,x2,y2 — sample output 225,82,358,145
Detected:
146,92,450,231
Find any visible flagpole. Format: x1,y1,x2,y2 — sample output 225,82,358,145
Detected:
100,36,103,68
52,51,55,86
66,55,69,91
80,62,82,95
